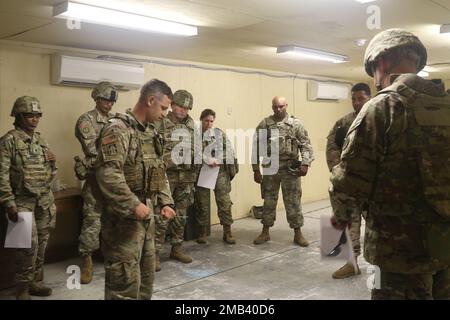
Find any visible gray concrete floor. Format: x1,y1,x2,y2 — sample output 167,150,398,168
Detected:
0,199,372,300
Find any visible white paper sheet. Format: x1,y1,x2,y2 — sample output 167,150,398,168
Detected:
320,215,356,268
197,165,220,190
4,211,33,248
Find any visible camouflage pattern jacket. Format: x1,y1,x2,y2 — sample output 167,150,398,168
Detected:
202,127,239,180
330,74,450,273
154,112,200,183
0,128,56,209
252,113,314,171
325,112,357,171
95,110,173,219
75,108,113,168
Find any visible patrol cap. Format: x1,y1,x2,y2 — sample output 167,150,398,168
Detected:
172,90,193,110
364,28,427,77
91,81,118,102
11,96,42,117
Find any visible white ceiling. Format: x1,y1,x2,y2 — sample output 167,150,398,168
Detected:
1,0,449,81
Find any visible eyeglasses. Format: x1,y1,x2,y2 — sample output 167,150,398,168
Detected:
327,231,347,257
272,104,287,109
23,113,42,119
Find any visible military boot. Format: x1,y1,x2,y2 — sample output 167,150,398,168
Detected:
332,262,361,279
222,225,236,244
155,253,161,272
293,228,309,247
80,255,93,284
16,283,31,300
34,269,44,282
170,245,193,263
29,282,52,297
253,225,270,245
196,226,208,244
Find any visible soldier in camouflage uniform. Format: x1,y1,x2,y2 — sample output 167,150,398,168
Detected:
74,81,118,284
326,83,371,279
153,90,198,271
330,29,450,299
0,96,57,299
195,109,239,245
95,79,176,300
252,96,314,246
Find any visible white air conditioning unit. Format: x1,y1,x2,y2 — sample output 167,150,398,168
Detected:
307,80,350,101
51,54,145,90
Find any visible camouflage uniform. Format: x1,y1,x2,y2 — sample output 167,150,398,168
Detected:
95,110,173,300
326,112,362,258
75,108,113,256
253,113,314,229
154,111,198,252
195,128,238,227
330,73,450,299
0,97,56,294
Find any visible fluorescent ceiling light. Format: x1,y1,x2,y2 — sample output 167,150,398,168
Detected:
53,1,198,36
418,70,429,78
354,0,377,3
440,24,450,34
276,45,349,63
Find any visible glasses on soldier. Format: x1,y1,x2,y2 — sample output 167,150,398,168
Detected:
23,113,42,119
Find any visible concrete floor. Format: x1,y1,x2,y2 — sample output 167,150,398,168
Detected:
0,199,372,300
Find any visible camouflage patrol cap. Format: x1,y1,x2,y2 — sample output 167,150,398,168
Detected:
364,28,427,77
91,81,118,102
11,96,42,117
172,90,193,110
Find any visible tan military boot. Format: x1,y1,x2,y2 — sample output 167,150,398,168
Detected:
196,226,208,244
332,262,361,279
222,225,236,244
155,253,161,272
29,282,52,297
293,228,309,247
80,255,93,284
170,245,193,263
253,225,270,245
16,283,31,300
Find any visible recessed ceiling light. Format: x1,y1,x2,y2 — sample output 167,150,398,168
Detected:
354,0,377,3
276,46,349,63
53,1,198,36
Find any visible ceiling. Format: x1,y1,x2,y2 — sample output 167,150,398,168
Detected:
0,0,449,81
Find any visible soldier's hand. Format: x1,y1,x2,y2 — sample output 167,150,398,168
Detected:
330,215,347,230
47,151,56,162
299,165,309,176
6,205,18,223
135,203,150,220
208,158,220,168
161,205,176,220
253,170,262,184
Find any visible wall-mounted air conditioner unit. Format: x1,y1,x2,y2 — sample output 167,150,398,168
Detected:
51,54,145,90
307,80,350,101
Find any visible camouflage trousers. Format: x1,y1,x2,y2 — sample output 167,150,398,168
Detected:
101,212,155,300
14,196,56,285
195,166,233,226
155,171,195,253
260,166,303,229
78,182,102,256
372,267,450,300
348,207,362,257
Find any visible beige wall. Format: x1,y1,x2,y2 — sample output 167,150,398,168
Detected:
0,43,357,224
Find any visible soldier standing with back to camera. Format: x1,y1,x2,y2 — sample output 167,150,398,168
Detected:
330,29,450,299
0,96,57,299
326,83,371,279
95,79,176,300
252,96,314,246
74,81,117,284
